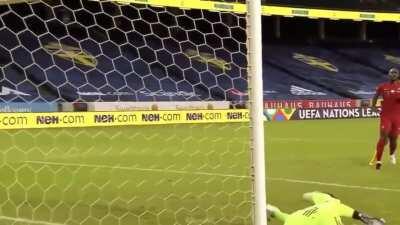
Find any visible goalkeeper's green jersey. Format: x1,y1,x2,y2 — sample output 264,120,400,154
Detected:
278,192,355,225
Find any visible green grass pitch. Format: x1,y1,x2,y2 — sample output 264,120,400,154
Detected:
0,118,399,225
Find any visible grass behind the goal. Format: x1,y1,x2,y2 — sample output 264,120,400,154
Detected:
0,124,252,225
2,119,399,224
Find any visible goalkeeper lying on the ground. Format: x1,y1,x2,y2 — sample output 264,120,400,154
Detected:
267,191,385,225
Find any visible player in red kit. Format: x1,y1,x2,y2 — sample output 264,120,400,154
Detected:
371,68,400,170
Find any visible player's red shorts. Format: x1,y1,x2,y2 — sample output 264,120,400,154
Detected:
380,115,400,136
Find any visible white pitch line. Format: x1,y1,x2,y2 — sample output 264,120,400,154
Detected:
270,137,371,144
0,216,65,225
24,160,400,193
24,160,249,178
268,177,400,193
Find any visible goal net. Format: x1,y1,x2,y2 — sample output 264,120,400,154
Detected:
0,0,261,225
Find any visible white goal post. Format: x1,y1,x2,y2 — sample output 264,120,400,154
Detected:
246,1,267,225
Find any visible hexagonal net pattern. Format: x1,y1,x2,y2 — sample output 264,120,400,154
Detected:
0,0,248,103
0,1,253,225
0,124,252,225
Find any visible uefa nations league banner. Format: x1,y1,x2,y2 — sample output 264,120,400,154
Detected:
264,107,380,121
264,99,361,109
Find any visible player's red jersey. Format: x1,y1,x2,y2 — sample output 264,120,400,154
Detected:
376,82,400,117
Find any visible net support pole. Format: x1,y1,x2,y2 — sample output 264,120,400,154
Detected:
246,1,267,225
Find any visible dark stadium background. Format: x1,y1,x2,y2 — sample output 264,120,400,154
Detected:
218,0,400,12
1,0,400,104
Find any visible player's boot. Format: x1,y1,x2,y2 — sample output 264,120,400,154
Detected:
376,161,382,170
369,158,376,166
360,213,386,225
390,154,396,165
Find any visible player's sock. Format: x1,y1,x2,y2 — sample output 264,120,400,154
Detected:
389,147,396,155
375,138,386,164
389,136,397,164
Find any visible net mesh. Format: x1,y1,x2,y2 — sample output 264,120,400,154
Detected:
0,1,252,225
0,0,248,103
